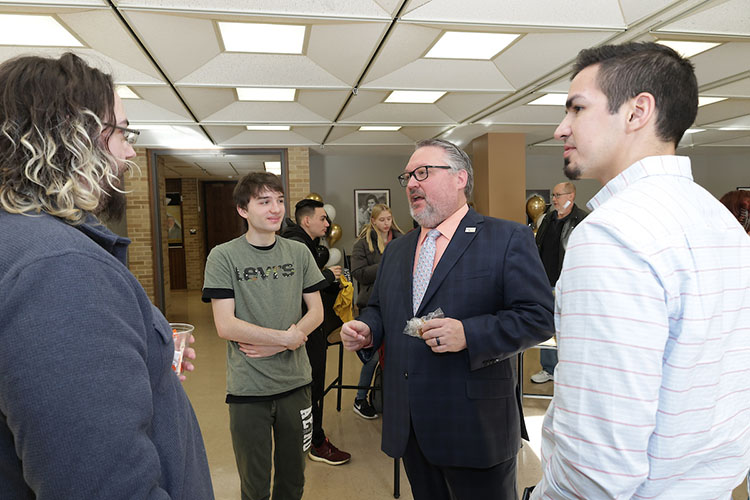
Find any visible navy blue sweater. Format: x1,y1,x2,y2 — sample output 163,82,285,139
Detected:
0,211,213,499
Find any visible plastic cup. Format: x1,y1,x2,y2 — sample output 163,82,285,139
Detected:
169,323,194,376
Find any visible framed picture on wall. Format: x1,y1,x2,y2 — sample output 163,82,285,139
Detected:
354,188,390,236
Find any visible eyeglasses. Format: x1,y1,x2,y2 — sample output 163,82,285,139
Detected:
104,123,140,145
397,165,451,187
551,192,572,199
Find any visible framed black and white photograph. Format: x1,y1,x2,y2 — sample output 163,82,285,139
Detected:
354,188,390,236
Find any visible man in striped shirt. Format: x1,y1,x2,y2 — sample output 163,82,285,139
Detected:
531,42,750,499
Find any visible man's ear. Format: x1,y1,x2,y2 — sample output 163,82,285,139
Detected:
236,204,247,219
625,92,656,133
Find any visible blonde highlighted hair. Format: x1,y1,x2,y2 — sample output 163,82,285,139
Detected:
0,53,134,224
357,204,403,253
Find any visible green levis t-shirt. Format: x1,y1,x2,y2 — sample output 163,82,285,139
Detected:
202,235,325,396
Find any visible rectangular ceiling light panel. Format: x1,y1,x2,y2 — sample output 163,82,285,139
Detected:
116,85,140,99
219,22,305,54
0,14,82,47
698,96,727,107
359,126,402,131
236,87,296,101
528,93,568,106
265,161,282,174
425,31,520,60
246,125,291,131
657,40,720,58
385,90,446,104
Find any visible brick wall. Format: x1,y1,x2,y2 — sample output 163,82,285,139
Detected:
182,178,206,290
124,148,159,304
287,147,311,209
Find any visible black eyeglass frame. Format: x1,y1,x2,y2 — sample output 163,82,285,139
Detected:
397,165,452,187
103,123,140,145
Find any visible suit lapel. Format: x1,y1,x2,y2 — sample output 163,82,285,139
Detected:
416,209,484,315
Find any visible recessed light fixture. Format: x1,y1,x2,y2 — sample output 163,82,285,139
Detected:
116,85,140,99
528,93,568,106
0,14,82,47
359,126,402,131
657,40,720,58
698,96,727,107
685,128,705,134
384,90,446,104
218,22,305,54
245,125,291,131
236,88,296,101
719,126,750,131
425,31,520,60
265,161,282,175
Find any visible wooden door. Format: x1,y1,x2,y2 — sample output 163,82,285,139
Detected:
204,181,245,252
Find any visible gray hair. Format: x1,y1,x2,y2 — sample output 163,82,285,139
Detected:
415,138,473,200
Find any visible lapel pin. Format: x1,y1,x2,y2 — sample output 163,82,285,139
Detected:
465,227,476,233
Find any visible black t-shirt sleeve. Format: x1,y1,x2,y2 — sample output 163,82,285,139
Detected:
201,288,234,303
303,279,328,294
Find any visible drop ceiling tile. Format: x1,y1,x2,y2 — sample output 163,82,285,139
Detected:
656,0,750,37
435,93,510,122
697,100,750,127
401,0,626,28
123,11,221,82
0,47,164,84
363,23,442,83
116,0,394,19
132,86,193,119
201,102,330,124
363,59,515,92
704,77,750,98
177,53,349,88
307,22,389,85
60,10,161,79
692,43,750,86
619,0,676,24
327,130,414,146
340,103,455,125
479,105,564,126
178,87,236,121
494,31,616,88
398,126,451,142
123,98,194,122
297,90,351,121
290,126,330,143
338,90,390,121
220,130,318,146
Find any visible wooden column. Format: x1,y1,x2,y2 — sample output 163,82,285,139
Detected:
470,133,526,224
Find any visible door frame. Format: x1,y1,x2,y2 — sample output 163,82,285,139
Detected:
148,148,288,312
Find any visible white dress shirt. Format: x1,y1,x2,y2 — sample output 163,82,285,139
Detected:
533,155,750,499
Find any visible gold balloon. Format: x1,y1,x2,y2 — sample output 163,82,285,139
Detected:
327,223,342,247
526,195,546,221
305,192,323,202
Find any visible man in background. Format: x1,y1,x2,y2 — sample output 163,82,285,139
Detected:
531,42,750,499
530,182,587,384
281,198,351,465
0,52,212,498
341,139,554,500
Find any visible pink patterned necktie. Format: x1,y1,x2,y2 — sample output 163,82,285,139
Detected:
413,229,441,314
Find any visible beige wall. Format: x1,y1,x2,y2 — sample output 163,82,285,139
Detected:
182,178,206,290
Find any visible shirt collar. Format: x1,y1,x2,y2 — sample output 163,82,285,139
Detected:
418,204,469,243
76,214,131,265
587,155,693,211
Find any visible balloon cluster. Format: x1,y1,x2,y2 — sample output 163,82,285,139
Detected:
305,193,342,267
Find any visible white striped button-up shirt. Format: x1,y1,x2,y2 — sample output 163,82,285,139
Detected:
533,155,750,499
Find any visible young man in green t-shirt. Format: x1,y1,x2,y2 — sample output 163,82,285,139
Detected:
202,172,326,500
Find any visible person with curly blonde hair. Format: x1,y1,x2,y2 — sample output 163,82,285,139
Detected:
0,53,212,498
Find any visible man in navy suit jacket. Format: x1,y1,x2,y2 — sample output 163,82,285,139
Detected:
341,139,554,500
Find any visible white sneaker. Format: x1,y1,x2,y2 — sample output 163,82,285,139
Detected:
531,370,553,384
